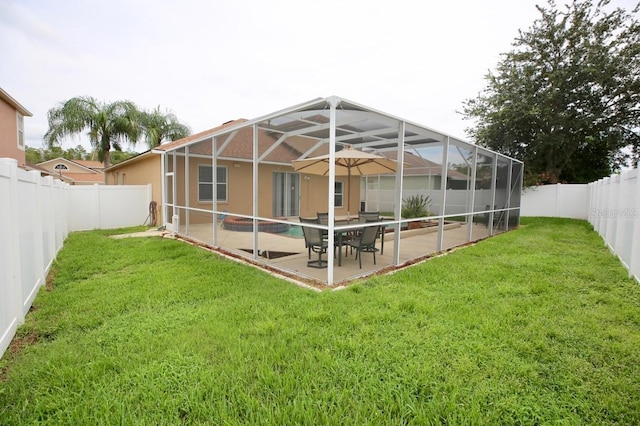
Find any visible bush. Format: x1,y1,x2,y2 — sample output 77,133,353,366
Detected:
401,194,432,218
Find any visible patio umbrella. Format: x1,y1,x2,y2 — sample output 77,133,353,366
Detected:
292,147,398,218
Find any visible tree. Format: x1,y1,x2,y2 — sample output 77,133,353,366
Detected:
462,0,640,185
109,150,138,164
141,106,190,148
44,97,142,168
25,146,44,164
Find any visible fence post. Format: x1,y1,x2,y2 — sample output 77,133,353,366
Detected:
629,170,640,282
94,183,101,230
0,158,24,356
29,170,46,289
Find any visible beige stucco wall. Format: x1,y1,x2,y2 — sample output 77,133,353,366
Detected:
106,153,362,226
105,154,164,224
185,158,360,221
0,99,25,166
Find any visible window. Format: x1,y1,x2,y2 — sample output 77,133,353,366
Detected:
17,113,24,150
198,165,227,202
334,181,343,208
54,164,68,170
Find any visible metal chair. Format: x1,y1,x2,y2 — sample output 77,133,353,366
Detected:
299,217,329,268
346,223,379,268
357,211,384,254
316,212,329,225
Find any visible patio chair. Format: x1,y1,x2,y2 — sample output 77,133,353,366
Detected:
346,222,379,269
316,212,329,225
357,211,384,254
358,211,380,223
299,217,329,268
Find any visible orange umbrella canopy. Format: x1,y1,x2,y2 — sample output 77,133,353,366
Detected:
292,148,399,215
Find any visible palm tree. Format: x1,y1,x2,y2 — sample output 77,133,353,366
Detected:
44,97,142,168
141,106,190,148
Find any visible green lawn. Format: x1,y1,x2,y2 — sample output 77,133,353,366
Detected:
1,218,639,424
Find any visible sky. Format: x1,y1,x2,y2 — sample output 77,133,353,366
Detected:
1,0,637,153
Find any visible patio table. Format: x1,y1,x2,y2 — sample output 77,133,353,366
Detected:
334,220,389,266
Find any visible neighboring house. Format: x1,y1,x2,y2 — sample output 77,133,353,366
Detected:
36,158,105,185
0,87,32,167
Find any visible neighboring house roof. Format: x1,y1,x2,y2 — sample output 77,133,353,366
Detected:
37,157,102,174
36,157,105,184
382,151,470,180
74,160,104,170
60,172,105,183
0,87,32,116
23,163,57,177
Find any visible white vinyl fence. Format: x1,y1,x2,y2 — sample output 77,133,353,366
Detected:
521,184,589,219
588,169,640,283
1,158,151,358
520,171,640,283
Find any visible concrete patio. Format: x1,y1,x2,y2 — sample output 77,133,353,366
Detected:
176,220,497,287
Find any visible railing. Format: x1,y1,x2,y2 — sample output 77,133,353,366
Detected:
0,158,151,358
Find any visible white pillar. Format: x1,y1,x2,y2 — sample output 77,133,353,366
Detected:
327,97,338,286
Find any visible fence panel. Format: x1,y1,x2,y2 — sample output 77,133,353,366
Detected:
1,157,152,358
0,159,22,358
521,184,589,219
68,184,151,231
589,169,639,283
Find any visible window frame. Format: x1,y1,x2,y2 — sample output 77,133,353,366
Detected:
334,181,344,208
198,164,227,203
17,113,24,150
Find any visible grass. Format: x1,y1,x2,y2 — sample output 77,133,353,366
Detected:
1,218,639,424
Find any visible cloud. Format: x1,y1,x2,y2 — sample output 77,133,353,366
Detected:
0,1,64,45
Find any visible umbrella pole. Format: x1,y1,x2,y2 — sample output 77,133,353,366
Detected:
347,168,351,222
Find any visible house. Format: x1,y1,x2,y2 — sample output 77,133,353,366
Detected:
104,118,351,224
36,158,105,185
0,87,32,167
103,96,523,286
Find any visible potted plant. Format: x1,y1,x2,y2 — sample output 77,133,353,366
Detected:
402,194,432,229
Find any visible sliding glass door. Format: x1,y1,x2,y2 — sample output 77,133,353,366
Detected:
273,172,300,217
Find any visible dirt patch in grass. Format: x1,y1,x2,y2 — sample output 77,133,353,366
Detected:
45,265,57,291
0,333,38,381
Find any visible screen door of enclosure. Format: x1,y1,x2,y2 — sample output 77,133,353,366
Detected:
273,172,300,217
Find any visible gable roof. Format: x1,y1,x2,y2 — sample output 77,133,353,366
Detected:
37,157,101,174
154,119,248,152
0,87,32,116
113,118,320,166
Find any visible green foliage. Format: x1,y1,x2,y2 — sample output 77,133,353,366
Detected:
44,98,191,166
25,144,137,165
462,0,640,184
402,194,432,218
140,106,191,148
1,219,639,424
44,97,142,168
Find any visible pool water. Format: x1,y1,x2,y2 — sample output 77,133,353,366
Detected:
279,225,304,238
